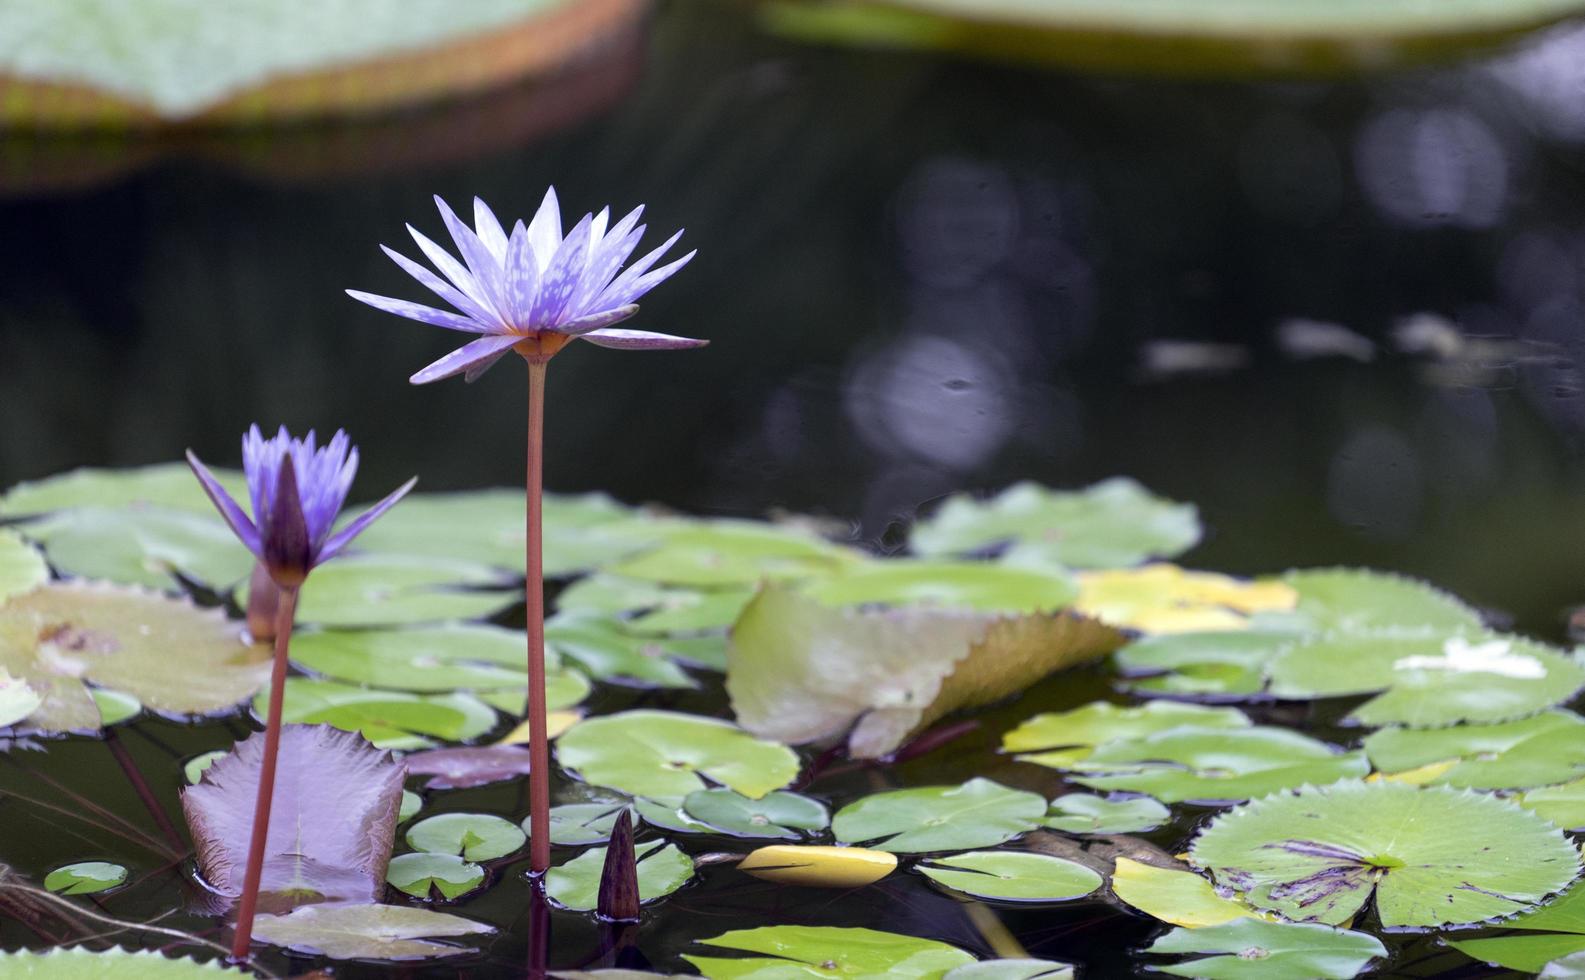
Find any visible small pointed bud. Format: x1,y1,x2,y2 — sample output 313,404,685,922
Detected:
597,810,640,923
262,459,311,587
245,562,280,642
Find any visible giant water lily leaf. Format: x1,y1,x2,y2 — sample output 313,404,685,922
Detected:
729,585,1120,759
0,582,266,733
1363,711,1585,789
182,724,405,906
386,852,486,900
404,745,534,790
557,710,799,804
1257,568,1484,633
909,478,1199,569
0,529,47,601
1003,701,1251,769
0,462,245,517
1068,726,1369,803
43,860,127,895
1189,781,1580,927
918,850,1102,902
609,520,861,587
256,678,495,749
1114,631,1294,699
20,506,254,591
737,844,898,887
1043,793,1170,834
1265,630,1585,726
406,812,525,861
831,778,1046,853
546,614,698,688
289,624,577,695
682,789,830,839
0,668,41,728
1074,565,1296,634
291,555,516,627
341,489,665,577
543,839,694,911
0,949,246,976
685,925,976,978
251,902,493,959
802,560,1078,613
1444,884,1585,971
1145,919,1386,979
1110,857,1262,928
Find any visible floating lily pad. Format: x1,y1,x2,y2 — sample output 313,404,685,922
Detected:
387,852,486,900
89,688,141,726
0,582,267,733
406,813,525,862
0,529,47,601
546,615,698,688
21,506,254,591
0,463,245,517
400,790,423,823
1043,793,1169,834
1444,883,1585,971
543,839,694,912
944,960,1073,980
0,949,246,976
557,574,754,634
289,625,587,700
402,745,534,790
1265,630,1585,727
802,560,1078,613
257,678,495,749
1068,726,1369,803
628,593,754,636
737,844,898,888
556,710,800,804
685,925,975,978
1190,781,1580,927
43,860,128,895
540,802,629,846
918,850,1102,902
1524,779,1585,831
832,778,1046,853
251,902,493,959
292,554,515,627
0,668,40,728
1364,711,1585,789
1003,701,1250,769
1145,918,1386,979
182,751,226,785
1110,857,1261,928
609,520,859,587
682,789,829,839
1114,631,1293,699
632,797,719,834
1075,565,1296,634
730,585,1120,759
910,478,1199,570
1259,568,1484,633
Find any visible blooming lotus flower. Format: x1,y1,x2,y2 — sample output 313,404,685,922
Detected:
187,425,416,586
347,189,705,384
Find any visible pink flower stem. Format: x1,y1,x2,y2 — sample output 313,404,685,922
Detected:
525,357,552,875
229,584,299,963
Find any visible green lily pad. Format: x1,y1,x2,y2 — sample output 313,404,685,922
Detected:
291,624,525,690
1265,630,1585,727
1524,777,1585,830
0,668,41,728
557,574,754,635
543,839,694,911
943,960,1073,980
1043,793,1170,834
632,798,718,834
1110,857,1262,928
0,582,267,733
257,678,495,749
251,902,493,959
682,789,830,839
0,949,246,976
685,925,976,978
386,851,486,900
538,802,629,846
183,750,226,784
1145,919,1386,979
909,478,1199,570
831,778,1046,853
1190,781,1580,927
1258,568,1484,633
546,614,698,689
43,860,128,895
21,506,254,591
0,463,245,517
556,710,800,804
1364,711,1585,789
89,688,142,726
609,520,859,587
1003,701,1251,769
0,529,48,601
1445,883,1585,971
406,812,525,861
1114,631,1293,699
400,789,423,823
292,554,515,627
918,850,1102,902
802,560,1078,613
1067,726,1370,803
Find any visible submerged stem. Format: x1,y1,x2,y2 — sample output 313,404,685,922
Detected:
229,585,299,963
526,358,551,875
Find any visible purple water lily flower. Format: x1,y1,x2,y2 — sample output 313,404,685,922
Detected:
347,189,706,384
187,425,416,586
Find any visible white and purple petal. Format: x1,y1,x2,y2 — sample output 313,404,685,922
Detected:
472,197,510,262
525,187,563,274
346,289,494,334
531,213,592,330
579,327,708,351
434,196,509,318
505,220,540,328
558,304,639,336
377,245,501,328
409,334,523,385
407,224,496,316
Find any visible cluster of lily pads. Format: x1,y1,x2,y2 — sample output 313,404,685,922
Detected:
4,466,1585,976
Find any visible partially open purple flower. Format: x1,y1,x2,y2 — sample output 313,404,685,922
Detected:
346,189,706,384
187,425,415,586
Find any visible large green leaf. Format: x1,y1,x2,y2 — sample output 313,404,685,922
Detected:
609,520,861,587
0,462,244,517
1265,630,1585,726
292,554,516,627
685,925,975,978
20,506,254,591
1043,793,1169,834
0,582,267,733
251,903,493,959
802,560,1078,613
546,614,698,688
0,528,48,601
406,812,525,862
1003,700,1251,769
918,850,1102,902
831,778,1046,853
1445,884,1585,971
1258,568,1484,633
682,788,830,839
1110,857,1262,929
0,949,244,976
256,678,495,749
1363,711,1585,789
909,478,1199,569
554,573,753,634
386,852,486,900
1144,918,1386,979
1113,631,1294,699
1190,781,1580,927
543,840,694,912
1524,779,1585,831
556,710,800,804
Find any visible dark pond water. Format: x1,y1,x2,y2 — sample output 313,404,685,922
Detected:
4,1,1585,976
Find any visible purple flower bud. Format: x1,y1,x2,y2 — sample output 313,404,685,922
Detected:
597,809,641,923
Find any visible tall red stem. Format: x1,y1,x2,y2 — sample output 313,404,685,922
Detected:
526,358,551,875
229,585,299,962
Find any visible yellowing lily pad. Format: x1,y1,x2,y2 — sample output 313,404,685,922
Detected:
1110,857,1262,929
737,844,898,887
1074,565,1296,634
0,667,41,728
0,529,48,601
